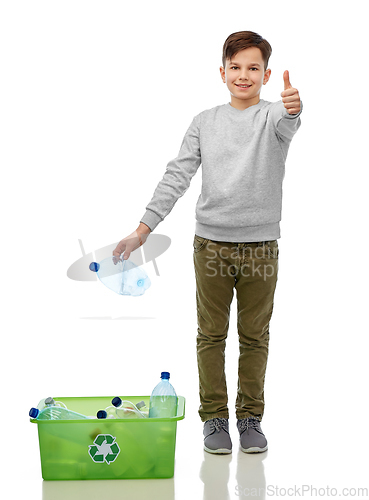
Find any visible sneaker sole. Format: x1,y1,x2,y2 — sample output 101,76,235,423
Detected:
204,445,232,455
240,444,268,454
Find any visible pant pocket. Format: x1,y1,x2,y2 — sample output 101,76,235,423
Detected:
193,235,209,253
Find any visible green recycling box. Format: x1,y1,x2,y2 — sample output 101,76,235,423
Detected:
30,395,185,480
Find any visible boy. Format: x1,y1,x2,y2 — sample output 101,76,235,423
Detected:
113,31,302,454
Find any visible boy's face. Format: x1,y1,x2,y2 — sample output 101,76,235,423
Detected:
220,47,271,110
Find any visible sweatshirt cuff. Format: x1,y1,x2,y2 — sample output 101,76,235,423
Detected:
140,209,163,232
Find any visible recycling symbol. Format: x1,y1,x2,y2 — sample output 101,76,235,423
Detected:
88,434,120,465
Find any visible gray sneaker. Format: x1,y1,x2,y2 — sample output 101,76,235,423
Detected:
237,417,268,453
203,418,232,454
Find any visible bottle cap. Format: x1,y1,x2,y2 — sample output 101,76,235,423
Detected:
161,371,170,379
112,397,122,408
136,401,145,409
44,397,55,405
29,408,39,418
89,262,100,272
96,410,107,419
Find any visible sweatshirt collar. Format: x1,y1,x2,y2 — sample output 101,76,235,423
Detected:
225,99,265,115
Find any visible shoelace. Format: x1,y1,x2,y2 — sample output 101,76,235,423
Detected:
238,417,262,435
210,418,228,432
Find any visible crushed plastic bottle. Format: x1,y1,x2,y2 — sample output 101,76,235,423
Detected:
89,255,151,296
149,372,178,418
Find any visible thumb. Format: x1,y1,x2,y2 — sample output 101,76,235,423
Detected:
283,70,292,90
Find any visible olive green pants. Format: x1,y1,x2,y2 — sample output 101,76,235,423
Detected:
193,235,279,422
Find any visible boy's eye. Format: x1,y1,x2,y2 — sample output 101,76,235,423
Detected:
230,66,258,70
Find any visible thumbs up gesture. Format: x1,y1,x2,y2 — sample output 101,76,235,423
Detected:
281,70,301,115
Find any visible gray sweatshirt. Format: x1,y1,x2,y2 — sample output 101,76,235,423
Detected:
141,99,302,242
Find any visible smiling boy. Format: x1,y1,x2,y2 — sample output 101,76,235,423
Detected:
114,31,302,454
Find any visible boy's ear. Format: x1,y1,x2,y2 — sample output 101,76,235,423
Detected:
219,66,225,82
263,69,271,85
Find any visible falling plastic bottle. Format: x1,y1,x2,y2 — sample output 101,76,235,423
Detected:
89,255,151,296
149,372,178,418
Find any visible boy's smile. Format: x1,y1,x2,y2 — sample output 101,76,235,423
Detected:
220,47,271,110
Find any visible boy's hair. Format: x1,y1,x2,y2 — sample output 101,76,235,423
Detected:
222,31,272,71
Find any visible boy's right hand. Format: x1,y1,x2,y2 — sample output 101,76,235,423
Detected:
113,222,151,260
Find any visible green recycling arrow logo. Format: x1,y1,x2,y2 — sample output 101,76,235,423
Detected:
88,434,120,465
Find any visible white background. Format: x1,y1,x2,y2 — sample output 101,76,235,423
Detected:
1,1,368,498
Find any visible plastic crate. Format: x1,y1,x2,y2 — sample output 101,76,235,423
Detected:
30,395,185,480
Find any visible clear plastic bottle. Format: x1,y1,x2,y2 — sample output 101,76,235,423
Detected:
111,397,146,418
149,372,178,418
29,406,89,420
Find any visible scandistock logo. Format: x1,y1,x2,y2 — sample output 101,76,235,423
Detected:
67,234,171,281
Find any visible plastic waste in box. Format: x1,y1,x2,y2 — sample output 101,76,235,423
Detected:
30,395,185,480
96,398,146,419
89,255,151,296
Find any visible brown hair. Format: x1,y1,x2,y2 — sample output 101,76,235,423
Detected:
222,31,272,71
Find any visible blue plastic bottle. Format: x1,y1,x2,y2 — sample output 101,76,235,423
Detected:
149,372,178,418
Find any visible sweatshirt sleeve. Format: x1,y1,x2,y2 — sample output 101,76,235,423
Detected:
140,113,202,232
269,100,303,141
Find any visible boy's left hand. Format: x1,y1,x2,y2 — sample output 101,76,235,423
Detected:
281,70,301,115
